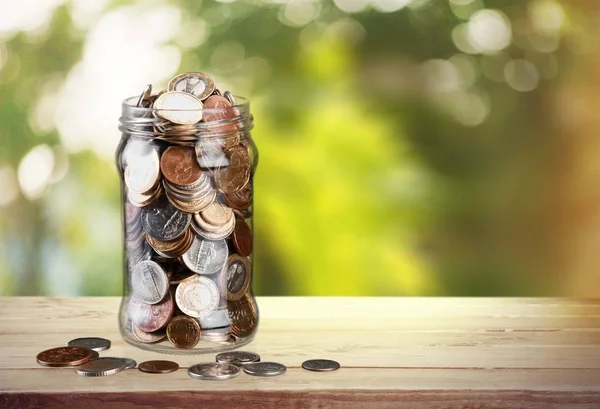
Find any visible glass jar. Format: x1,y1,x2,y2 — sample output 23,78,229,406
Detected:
116,93,258,354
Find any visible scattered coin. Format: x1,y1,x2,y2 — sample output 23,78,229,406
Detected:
216,351,260,366
166,315,201,349
36,346,95,368
138,360,179,374
242,362,286,377
188,363,240,380
67,337,111,352
75,357,127,377
101,357,137,370
301,359,340,372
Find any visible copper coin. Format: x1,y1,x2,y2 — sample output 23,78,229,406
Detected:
160,146,203,186
233,218,252,257
227,294,258,338
215,146,251,194
138,360,179,374
36,346,94,368
225,255,252,301
132,324,167,344
129,293,174,333
166,315,202,349
203,95,238,132
223,183,252,210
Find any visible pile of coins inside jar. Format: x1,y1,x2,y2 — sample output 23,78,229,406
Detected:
120,72,257,350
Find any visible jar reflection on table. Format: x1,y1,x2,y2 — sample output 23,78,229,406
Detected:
116,94,259,354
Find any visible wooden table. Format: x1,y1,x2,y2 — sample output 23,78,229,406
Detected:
1,297,599,408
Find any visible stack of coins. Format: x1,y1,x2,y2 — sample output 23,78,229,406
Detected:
121,71,257,350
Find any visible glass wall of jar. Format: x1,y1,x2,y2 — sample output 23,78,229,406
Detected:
116,92,258,354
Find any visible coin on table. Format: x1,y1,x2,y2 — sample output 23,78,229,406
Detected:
141,197,191,241
188,363,240,380
129,293,174,332
131,260,169,304
67,337,111,352
232,218,252,257
227,294,258,338
216,351,260,366
36,346,95,367
160,146,204,187
301,359,340,372
168,72,216,101
175,275,220,318
138,360,179,374
242,362,286,377
101,357,137,370
154,91,203,124
225,255,251,301
182,236,228,275
75,357,127,377
166,315,201,349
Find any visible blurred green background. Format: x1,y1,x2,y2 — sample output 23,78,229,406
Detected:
1,0,599,296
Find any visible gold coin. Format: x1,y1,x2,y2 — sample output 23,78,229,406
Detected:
167,72,216,101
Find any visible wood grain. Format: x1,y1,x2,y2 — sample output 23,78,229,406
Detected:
1,297,599,408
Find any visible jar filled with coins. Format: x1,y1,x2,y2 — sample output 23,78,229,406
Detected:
116,72,258,354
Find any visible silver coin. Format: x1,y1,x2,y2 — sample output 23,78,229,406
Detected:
124,151,160,194
67,337,111,352
175,275,220,318
200,309,230,329
168,72,216,101
102,357,137,370
153,91,203,125
75,357,126,377
188,363,240,380
182,236,228,275
136,84,153,108
243,362,286,377
216,351,260,366
131,260,169,304
141,197,191,241
223,91,236,106
301,359,340,372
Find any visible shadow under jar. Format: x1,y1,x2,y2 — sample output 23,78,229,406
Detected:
116,94,258,354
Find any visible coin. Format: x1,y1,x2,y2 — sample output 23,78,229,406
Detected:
154,91,203,124
129,293,174,332
141,197,191,241
67,337,111,352
188,363,240,380
100,357,137,370
200,308,230,329
222,183,252,211
124,148,160,193
225,255,251,301
138,360,179,374
215,146,251,194
202,95,238,132
232,218,252,257
36,346,94,368
136,84,153,108
75,357,127,377
131,260,169,304
242,362,286,377
166,315,201,349
301,359,340,372
227,294,257,337
132,324,167,343
175,275,220,318
201,202,234,226
182,236,228,275
216,351,260,366
146,228,193,258
223,91,236,106
160,146,204,186
168,72,216,101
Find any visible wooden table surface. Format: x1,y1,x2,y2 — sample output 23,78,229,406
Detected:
1,297,599,408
